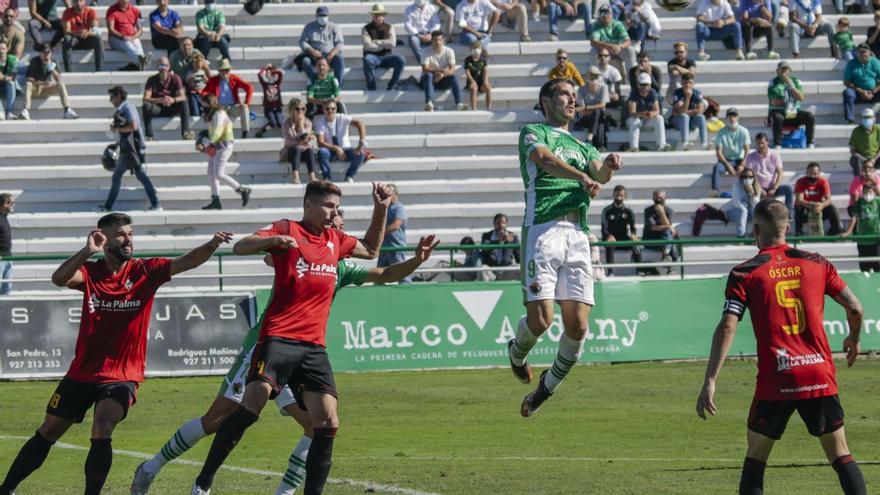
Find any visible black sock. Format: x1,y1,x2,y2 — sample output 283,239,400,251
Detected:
833,455,867,495
739,457,766,495
0,431,55,494
304,427,337,495
195,407,259,490
84,438,112,495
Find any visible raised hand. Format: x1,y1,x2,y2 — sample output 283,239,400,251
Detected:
209,231,234,248
87,230,107,254
415,235,440,262
372,181,393,208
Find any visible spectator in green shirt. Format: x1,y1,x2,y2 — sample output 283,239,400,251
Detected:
591,5,637,74
711,107,751,195
170,37,202,79
195,0,230,61
843,43,880,124
834,17,855,62
843,183,880,272
850,108,880,176
767,60,815,149
306,57,343,118
0,40,16,119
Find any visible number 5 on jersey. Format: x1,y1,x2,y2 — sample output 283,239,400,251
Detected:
775,280,805,335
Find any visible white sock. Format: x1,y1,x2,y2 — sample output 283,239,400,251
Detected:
143,418,206,474
510,316,539,366
543,334,585,392
275,435,312,495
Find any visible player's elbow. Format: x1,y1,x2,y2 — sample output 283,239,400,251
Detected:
50,273,68,287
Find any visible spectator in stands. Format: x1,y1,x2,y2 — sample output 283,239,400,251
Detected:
595,48,623,116
306,57,341,118
150,0,183,57
794,162,842,235
184,51,209,116
255,63,282,138
464,40,491,110
670,72,708,150
768,60,815,149
202,58,253,138
1,7,25,60
404,0,442,64
867,10,880,59
624,0,661,46
170,36,200,80
197,93,251,210
195,0,230,62
0,2,23,34
27,0,63,51
843,181,880,272
739,0,779,60
834,17,855,61
280,98,318,184
746,132,794,210
61,0,103,73
643,189,678,271
849,108,880,176
378,184,410,282
0,40,16,119
725,168,761,237
421,30,466,111
0,192,12,295
103,85,161,212
455,0,499,48
695,0,745,61
601,185,641,275
548,48,585,87
107,0,149,71
710,107,750,196
788,0,836,59
547,0,589,42
843,44,880,125
300,6,346,86
491,0,531,42
574,65,609,150
626,72,669,152
142,56,193,140
626,51,661,96
666,41,696,105
314,101,367,182
591,5,637,74
362,4,405,92
480,213,520,280
848,159,876,215
18,46,77,120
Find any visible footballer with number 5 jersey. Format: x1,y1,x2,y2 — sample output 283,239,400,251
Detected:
0,213,233,495
696,199,867,495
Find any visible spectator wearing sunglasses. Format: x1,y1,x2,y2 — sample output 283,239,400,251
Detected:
547,48,585,87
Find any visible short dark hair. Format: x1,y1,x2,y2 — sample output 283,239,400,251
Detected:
637,51,649,60
304,180,342,204
98,212,132,230
806,162,821,171
755,132,768,141
493,213,508,223
431,30,444,40
754,198,789,232
538,78,575,115
681,72,694,82
108,85,127,101
0,193,13,203
179,36,193,46
858,42,871,51
613,185,626,193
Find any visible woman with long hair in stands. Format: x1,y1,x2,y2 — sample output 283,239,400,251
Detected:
279,98,318,184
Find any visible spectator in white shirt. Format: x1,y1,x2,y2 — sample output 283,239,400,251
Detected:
788,0,835,58
695,0,745,61
455,0,499,48
404,0,442,63
595,48,623,119
490,0,531,42
314,102,367,182
421,30,466,111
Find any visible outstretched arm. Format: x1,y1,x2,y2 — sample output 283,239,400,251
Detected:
696,313,739,419
52,230,105,288
170,232,233,276
589,153,623,185
350,182,392,259
234,234,297,256
366,235,439,283
833,287,863,367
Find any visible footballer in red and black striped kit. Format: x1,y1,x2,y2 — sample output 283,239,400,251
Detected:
697,199,867,495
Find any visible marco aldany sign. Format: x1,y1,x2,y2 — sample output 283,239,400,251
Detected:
0,293,255,379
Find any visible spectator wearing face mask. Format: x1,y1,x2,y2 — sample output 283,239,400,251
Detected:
725,168,762,237
849,108,880,176
464,41,491,110
843,182,880,272
848,159,877,216
300,6,346,86
195,0,231,62
794,162,842,236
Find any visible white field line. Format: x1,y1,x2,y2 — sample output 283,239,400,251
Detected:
0,435,442,495
334,455,880,464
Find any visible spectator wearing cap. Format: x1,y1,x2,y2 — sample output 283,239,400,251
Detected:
768,60,815,149
575,65,609,150
788,0,835,59
670,72,708,150
0,192,12,295
300,6,346,87
454,0,499,48
626,71,669,152
0,40,15,119
592,5,637,74
666,42,696,105
201,58,253,138
362,4,405,92
18,45,77,120
490,0,531,42
404,0,442,64
695,0,745,61
142,56,193,141
421,30,466,111
61,0,103,73
745,131,794,210
739,0,779,60
794,162,842,235
548,48,585,87
843,43,880,125
107,0,149,72
195,0,231,62
547,0,589,42
150,0,184,57
26,0,64,51
0,7,25,61
710,107,750,195
850,108,880,176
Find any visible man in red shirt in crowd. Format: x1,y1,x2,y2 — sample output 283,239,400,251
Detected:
201,58,253,138
61,0,103,72
106,0,148,71
794,161,842,236
192,180,391,495
0,213,232,495
696,199,866,495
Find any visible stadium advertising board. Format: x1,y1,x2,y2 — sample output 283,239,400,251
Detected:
0,293,255,379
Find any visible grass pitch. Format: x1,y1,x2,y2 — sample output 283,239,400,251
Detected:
1,360,878,494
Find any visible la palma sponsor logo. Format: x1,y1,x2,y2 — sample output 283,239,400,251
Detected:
88,294,142,314
296,258,338,279
776,347,825,372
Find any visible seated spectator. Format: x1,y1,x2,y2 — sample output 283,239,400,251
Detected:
362,4,405,92
666,41,696,105
150,0,183,56
643,189,679,272
170,36,201,80
314,102,367,182
746,132,794,210
0,1,23,33
724,168,761,237
768,60,815,149
711,107,750,196
843,44,880,125
1,7,24,60
195,0,230,62
574,65,609,150
300,6,346,86
0,40,16,119
201,58,253,138
404,0,442,64
670,73,708,150
833,0,872,14
280,98,318,184
27,0,63,51
421,30,465,111
591,5,637,74
455,0,499,48
0,192,12,295
444,236,493,282
867,10,880,59
547,0,589,42
849,108,880,176
61,0,103,72
464,41,491,110
626,51,661,95
739,0,778,60
595,48,623,115
794,162,842,235
480,213,520,280
184,51,209,116
624,0,661,46
433,0,455,38
255,63,282,138
601,185,641,275
788,0,835,58
490,0,531,42
695,0,745,61
548,48,585,87
843,182,880,272
142,56,193,140
306,57,341,118
834,17,855,61
626,72,669,152
18,45,77,120
107,0,149,71
848,159,877,215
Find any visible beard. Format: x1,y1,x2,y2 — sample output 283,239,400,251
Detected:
109,244,133,261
